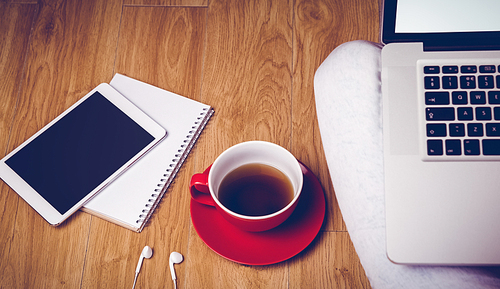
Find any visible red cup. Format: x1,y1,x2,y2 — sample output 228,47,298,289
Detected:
190,141,303,232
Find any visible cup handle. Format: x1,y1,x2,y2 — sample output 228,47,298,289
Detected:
190,172,216,206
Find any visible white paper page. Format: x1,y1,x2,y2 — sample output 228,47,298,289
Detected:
83,74,210,229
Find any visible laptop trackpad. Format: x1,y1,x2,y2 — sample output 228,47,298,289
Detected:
386,66,419,155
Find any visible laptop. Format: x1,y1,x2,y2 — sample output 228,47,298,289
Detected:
381,0,500,265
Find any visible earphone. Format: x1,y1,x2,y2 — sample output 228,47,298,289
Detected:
130,247,183,289
132,246,153,289
169,252,184,289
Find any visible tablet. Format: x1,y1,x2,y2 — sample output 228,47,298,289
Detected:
0,83,166,226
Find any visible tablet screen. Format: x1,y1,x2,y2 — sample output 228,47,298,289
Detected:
5,91,155,215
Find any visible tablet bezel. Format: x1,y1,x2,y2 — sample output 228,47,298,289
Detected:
0,83,166,226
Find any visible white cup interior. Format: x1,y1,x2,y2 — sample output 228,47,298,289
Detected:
208,141,303,219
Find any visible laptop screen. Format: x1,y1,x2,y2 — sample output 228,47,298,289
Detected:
395,0,500,33
382,0,500,50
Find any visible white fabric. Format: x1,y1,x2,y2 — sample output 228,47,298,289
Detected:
314,40,500,289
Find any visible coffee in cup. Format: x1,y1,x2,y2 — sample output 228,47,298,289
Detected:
190,141,303,232
218,162,294,216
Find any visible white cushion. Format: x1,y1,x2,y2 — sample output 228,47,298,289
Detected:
314,40,500,289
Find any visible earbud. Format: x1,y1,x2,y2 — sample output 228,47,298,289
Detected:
169,252,184,281
132,246,153,289
136,246,153,274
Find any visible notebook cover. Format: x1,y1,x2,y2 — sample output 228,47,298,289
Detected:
81,74,213,232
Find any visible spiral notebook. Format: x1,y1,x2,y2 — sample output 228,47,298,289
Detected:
81,74,213,232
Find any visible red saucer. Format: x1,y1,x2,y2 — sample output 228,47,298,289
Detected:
190,161,326,265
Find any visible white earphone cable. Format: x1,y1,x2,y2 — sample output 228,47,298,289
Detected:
132,273,138,289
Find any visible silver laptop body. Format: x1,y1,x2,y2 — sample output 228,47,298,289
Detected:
381,0,500,265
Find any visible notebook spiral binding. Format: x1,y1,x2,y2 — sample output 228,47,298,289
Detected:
135,107,214,229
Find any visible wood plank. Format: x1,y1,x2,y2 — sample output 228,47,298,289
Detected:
114,7,206,97
10,0,38,4
186,0,293,287
289,231,371,289
0,0,122,287
197,0,293,161
0,0,386,288
0,2,37,287
81,6,206,289
290,0,380,287
292,0,380,232
0,3,35,157
290,0,379,288
186,229,288,288
124,0,208,7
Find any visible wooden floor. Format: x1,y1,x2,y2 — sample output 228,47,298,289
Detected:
0,0,380,288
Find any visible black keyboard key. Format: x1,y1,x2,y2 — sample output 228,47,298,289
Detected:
478,75,494,89
427,123,447,137
442,76,458,89
468,123,484,136
460,75,476,89
479,65,496,73
443,65,459,74
426,107,455,121
495,107,500,120
425,92,449,105
427,140,443,155
497,75,500,88
489,91,500,104
424,66,440,74
425,76,440,89
470,91,486,104
445,140,461,155
452,91,468,104
486,123,500,136
457,107,473,120
461,65,477,73
464,139,480,155
483,139,500,155
476,107,492,120
449,123,465,137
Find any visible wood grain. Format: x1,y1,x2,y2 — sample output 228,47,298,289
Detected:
289,1,379,286
10,0,38,4
187,0,293,287
1,0,122,287
81,6,206,288
115,6,206,97
197,0,293,157
124,0,208,6
0,3,35,157
293,0,380,232
0,0,382,287
0,3,37,287
289,231,370,289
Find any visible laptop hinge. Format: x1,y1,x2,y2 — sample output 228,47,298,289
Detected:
424,39,500,52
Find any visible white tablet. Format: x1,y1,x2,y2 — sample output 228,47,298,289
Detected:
0,83,166,226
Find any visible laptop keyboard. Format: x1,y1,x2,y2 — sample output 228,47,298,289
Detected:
419,60,500,160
